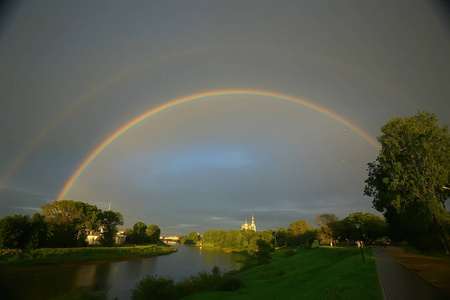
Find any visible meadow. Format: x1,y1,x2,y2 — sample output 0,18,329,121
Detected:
0,243,177,267
184,246,382,300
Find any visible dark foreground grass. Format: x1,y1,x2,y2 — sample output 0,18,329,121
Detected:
185,246,382,300
0,243,178,267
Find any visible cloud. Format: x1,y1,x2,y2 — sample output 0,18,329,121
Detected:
13,206,42,212
169,224,199,228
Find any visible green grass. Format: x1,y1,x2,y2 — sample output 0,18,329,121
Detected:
0,243,178,267
185,246,382,300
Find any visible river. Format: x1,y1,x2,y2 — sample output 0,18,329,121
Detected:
0,243,243,300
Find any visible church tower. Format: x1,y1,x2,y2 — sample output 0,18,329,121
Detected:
250,214,256,231
241,214,256,231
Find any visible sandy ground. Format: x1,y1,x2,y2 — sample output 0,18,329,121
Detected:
384,246,450,295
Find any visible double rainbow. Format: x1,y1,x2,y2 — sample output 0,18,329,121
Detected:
57,89,380,200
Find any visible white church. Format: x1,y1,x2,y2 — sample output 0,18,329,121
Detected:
241,214,257,231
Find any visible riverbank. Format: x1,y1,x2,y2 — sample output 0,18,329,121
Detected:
184,246,382,299
0,243,178,267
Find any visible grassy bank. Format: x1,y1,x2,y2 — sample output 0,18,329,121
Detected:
185,246,382,300
0,243,178,267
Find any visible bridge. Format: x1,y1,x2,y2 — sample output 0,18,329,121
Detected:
160,236,180,242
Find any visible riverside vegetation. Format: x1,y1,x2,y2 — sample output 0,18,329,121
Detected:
0,243,177,267
128,245,381,300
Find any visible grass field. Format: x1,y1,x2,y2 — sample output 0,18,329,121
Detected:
185,246,382,300
0,243,178,267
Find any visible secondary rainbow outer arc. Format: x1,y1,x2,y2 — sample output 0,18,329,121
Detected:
57,89,381,200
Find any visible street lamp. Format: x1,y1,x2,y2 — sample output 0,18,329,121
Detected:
355,222,365,263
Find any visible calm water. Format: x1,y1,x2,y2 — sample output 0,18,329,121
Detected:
0,243,243,300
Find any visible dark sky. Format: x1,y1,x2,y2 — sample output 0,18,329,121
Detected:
1,0,449,235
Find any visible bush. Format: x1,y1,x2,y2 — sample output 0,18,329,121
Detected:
131,267,243,299
310,239,320,249
285,248,297,257
304,238,320,249
132,275,175,300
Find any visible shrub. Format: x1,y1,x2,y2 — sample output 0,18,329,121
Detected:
131,267,243,299
285,248,296,257
132,275,175,300
310,239,320,249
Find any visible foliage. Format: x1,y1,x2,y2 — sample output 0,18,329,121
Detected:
329,212,387,244
0,244,178,267
0,214,48,249
315,213,339,246
131,267,243,300
42,200,102,248
179,232,200,244
288,220,309,235
202,229,260,250
300,229,320,249
255,239,272,265
284,248,296,257
98,210,123,247
132,275,175,300
286,220,310,247
146,224,161,243
364,111,450,250
273,228,287,247
126,222,148,244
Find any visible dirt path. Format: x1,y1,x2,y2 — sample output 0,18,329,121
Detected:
384,246,450,295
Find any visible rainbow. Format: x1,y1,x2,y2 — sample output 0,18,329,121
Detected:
57,89,381,200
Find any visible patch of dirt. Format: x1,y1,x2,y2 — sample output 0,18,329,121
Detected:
387,248,450,295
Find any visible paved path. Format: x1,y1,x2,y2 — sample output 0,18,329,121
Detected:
372,247,447,300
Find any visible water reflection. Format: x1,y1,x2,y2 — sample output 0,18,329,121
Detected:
0,244,243,300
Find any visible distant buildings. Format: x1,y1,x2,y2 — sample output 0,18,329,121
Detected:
86,228,127,245
241,214,256,231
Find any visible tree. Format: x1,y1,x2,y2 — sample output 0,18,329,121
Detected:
0,214,49,249
255,239,272,265
28,213,49,249
41,200,101,247
146,225,161,243
126,222,148,244
315,214,339,246
364,111,449,251
98,210,123,247
287,220,309,247
0,215,29,249
300,229,320,249
288,220,309,235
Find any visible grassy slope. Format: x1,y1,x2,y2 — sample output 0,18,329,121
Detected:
187,246,382,300
0,243,177,267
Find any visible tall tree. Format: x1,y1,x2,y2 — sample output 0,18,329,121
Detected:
287,220,309,247
0,215,29,249
41,200,101,247
364,111,450,251
315,214,339,246
0,214,49,249
98,210,123,247
131,222,148,244
146,224,161,243
288,220,309,235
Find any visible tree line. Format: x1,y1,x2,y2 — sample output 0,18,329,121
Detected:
0,200,160,249
179,211,387,251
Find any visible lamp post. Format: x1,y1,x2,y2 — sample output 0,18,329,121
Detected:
355,222,365,262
